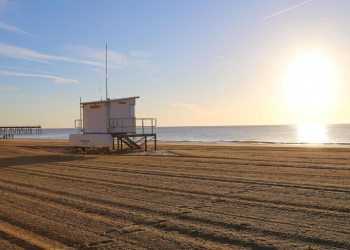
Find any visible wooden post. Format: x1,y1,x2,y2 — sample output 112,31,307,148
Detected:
145,136,147,151
155,135,157,151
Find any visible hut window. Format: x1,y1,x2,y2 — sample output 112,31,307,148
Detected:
129,104,135,117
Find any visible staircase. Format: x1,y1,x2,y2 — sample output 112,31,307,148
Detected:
121,137,143,151
113,134,157,154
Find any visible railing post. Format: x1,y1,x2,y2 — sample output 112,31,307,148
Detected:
155,134,157,151
145,136,147,151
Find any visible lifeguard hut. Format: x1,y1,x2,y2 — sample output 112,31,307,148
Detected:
69,96,157,154
69,44,156,154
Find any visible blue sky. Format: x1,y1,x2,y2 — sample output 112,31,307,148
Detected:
1,0,350,127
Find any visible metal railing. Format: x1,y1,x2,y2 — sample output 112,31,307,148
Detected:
74,119,83,133
110,118,157,134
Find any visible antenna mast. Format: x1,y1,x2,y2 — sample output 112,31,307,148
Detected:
106,43,108,101
98,78,102,101
106,43,110,133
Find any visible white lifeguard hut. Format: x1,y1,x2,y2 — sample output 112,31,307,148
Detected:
69,96,157,154
82,96,138,134
69,44,156,154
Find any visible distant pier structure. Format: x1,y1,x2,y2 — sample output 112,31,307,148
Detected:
0,126,42,139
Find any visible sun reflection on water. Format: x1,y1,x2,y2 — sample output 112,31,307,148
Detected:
297,124,328,144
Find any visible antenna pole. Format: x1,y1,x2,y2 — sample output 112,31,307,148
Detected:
106,43,110,133
106,43,108,101
98,78,102,101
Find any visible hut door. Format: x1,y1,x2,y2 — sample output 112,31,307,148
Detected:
129,104,135,117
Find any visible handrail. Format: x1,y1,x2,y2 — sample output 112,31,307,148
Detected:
110,118,156,134
74,119,83,128
74,119,83,134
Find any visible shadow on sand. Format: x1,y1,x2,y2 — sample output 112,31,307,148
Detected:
0,154,93,168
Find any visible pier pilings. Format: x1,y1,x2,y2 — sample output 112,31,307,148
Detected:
0,126,42,139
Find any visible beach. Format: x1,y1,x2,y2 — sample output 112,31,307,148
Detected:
0,139,349,250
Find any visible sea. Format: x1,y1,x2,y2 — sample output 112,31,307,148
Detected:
8,124,350,145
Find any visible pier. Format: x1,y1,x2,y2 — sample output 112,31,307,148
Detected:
0,126,42,139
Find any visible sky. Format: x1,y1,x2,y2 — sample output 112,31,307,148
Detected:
1,0,350,128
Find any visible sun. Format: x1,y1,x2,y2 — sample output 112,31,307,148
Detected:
284,53,336,110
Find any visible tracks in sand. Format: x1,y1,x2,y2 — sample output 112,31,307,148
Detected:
0,140,349,249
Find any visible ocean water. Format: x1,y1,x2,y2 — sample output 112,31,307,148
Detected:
8,124,350,145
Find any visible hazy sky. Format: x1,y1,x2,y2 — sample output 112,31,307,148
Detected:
1,0,349,127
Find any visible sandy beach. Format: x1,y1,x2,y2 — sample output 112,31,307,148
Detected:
0,139,349,249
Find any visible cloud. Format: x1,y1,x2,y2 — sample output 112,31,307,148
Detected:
131,59,159,78
0,21,37,37
90,68,103,73
63,45,127,69
0,70,80,84
63,45,160,77
130,51,152,57
170,102,206,114
68,75,84,79
0,43,158,78
0,65,84,80
0,0,18,11
0,0,8,9
0,86,20,91
0,65,55,74
143,69,158,78
0,42,110,67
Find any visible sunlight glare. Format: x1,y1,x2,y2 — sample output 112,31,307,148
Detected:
297,124,328,143
285,53,336,110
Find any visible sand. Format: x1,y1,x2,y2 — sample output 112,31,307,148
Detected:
0,139,349,249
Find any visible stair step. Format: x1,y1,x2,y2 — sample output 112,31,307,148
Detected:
121,137,142,150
